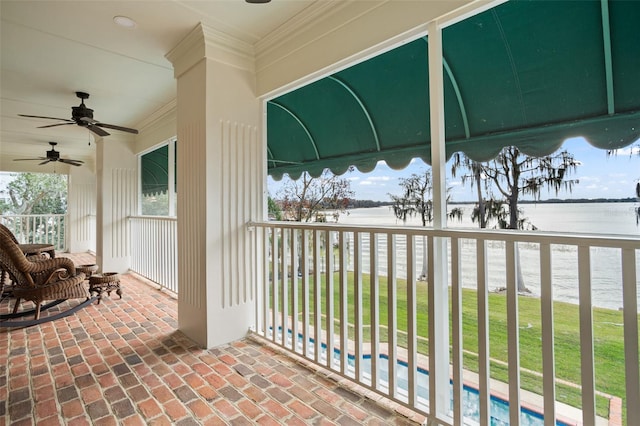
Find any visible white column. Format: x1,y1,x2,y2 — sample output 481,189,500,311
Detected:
166,23,262,348
95,135,137,273
427,19,450,422
67,165,96,253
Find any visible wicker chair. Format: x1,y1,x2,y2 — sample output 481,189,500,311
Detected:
0,226,91,327
0,224,20,295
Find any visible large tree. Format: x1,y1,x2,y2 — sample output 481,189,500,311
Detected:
0,172,68,243
389,171,434,227
451,147,580,291
389,171,433,280
276,170,353,277
389,170,461,280
0,172,67,215
277,169,354,222
451,153,491,228
483,147,579,229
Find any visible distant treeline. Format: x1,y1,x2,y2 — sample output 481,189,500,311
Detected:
451,197,637,205
346,197,636,208
525,197,637,204
346,199,393,208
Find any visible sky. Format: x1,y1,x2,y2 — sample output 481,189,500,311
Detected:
1,138,637,203
268,137,640,202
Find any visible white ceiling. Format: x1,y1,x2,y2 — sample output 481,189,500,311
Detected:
0,0,317,168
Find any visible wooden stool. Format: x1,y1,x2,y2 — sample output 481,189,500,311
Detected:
88,273,122,304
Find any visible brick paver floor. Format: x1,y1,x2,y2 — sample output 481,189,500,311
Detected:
1,252,425,425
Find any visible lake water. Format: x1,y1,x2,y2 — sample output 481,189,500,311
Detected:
337,203,640,311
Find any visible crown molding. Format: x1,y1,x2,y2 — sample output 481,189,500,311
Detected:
166,22,256,78
255,0,352,61
136,99,177,133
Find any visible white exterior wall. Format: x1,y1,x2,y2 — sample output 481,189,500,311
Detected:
67,165,96,253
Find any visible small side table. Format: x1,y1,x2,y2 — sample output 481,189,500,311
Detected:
88,273,122,304
19,243,56,259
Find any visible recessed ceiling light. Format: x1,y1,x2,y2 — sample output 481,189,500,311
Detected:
113,16,137,29
246,0,271,3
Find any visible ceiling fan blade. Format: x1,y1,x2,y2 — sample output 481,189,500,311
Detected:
38,123,76,129
59,158,84,166
87,124,110,137
94,122,139,134
18,114,72,122
39,159,54,165
14,157,48,161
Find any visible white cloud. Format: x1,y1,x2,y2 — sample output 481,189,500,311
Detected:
360,181,373,186
578,176,601,182
348,176,360,181
608,173,627,178
366,176,391,182
586,184,605,190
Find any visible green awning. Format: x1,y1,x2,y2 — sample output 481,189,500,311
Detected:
141,145,168,196
267,0,640,180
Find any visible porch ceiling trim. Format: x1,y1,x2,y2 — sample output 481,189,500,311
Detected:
266,0,640,181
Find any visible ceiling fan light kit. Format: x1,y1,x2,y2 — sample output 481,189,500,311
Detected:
13,142,84,167
18,92,139,137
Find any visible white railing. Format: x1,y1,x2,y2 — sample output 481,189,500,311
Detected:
129,216,178,294
250,221,640,426
0,214,67,251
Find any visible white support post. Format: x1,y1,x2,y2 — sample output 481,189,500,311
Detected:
427,18,450,422
95,135,136,273
166,23,261,348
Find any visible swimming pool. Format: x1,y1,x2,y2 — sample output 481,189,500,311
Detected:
357,353,568,426
282,330,571,426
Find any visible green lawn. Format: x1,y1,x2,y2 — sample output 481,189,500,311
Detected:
270,270,636,420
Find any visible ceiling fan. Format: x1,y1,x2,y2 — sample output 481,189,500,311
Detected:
14,142,84,167
19,91,139,137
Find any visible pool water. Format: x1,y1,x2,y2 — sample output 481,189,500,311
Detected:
282,330,570,426
359,353,567,426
